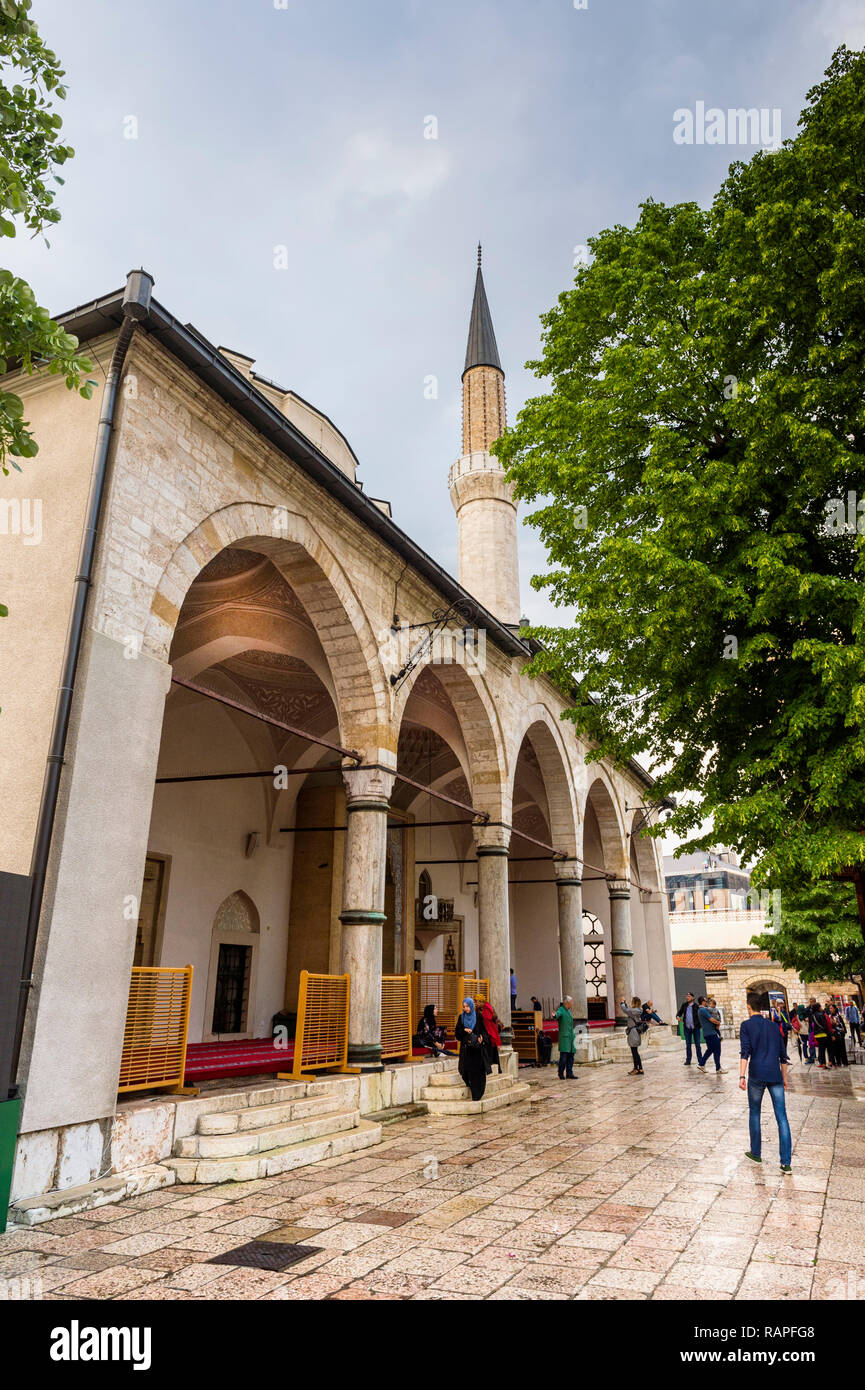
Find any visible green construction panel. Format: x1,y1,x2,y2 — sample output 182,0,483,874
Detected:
0,1097,22,1234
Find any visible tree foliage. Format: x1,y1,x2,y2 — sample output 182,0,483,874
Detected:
0,1,93,608
754,880,865,984
496,46,865,921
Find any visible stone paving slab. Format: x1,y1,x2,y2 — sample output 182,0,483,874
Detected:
3,1052,863,1301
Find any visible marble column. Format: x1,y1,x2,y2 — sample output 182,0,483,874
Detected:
473,823,512,1043
555,860,587,1029
608,878,634,1026
339,764,394,1069
642,888,676,1023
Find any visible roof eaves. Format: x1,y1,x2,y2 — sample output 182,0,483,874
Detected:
55,289,529,664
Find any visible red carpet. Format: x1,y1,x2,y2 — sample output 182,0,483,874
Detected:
183,1020,615,1083
184,1037,294,1082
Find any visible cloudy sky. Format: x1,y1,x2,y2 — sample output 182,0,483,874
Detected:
11,0,865,629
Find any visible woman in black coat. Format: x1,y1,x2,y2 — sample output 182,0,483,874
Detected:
417,1003,449,1058
454,997,488,1102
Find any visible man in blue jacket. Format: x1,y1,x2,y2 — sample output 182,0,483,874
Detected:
739,992,792,1173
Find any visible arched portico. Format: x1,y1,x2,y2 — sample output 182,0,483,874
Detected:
392,662,513,1029
580,777,632,1024
629,811,676,1022
508,712,584,1023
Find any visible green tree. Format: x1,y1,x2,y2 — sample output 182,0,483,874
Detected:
754,880,865,986
495,46,865,935
0,0,93,616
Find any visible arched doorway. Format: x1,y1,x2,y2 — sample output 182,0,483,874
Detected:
747,978,789,1014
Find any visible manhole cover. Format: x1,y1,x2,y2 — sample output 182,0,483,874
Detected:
355,1209,413,1227
208,1241,321,1271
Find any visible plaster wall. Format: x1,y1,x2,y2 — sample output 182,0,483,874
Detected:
0,350,107,875
148,700,294,1041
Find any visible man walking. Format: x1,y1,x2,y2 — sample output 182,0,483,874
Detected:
845,999,862,1048
698,995,727,1074
740,991,793,1174
510,969,517,1012
676,990,705,1068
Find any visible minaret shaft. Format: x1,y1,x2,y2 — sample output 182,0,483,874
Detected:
462,364,507,454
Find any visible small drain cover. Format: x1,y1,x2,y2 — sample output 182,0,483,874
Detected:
355,1209,413,1227
208,1241,321,1271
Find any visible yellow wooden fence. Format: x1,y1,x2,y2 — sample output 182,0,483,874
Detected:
381,974,413,1062
284,969,350,1079
118,965,193,1094
411,972,490,1035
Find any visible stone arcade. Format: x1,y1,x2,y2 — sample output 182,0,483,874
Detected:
0,253,675,1211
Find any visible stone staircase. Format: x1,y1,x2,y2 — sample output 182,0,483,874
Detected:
421,1066,532,1118
593,1027,683,1065
165,1079,382,1184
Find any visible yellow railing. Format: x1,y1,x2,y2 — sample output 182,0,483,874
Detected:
381,974,413,1062
411,972,490,1035
285,970,350,1079
118,965,193,1094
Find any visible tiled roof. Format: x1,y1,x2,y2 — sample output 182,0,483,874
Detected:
672,949,770,971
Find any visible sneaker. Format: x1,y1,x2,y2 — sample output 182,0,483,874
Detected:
745,1151,762,1163
780,1163,792,1174
683,1062,692,1066
697,1066,706,1073
716,1067,729,1074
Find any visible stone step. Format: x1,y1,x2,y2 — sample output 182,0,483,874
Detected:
423,1082,532,1118
197,1092,343,1135
175,1107,360,1160
423,1070,513,1099
424,1065,462,1087
166,1119,382,1185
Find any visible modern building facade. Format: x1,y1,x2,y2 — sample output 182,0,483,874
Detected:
666,850,860,1028
0,256,675,1207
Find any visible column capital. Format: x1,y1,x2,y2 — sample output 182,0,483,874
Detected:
607,878,631,899
342,761,395,807
473,821,511,854
554,859,583,885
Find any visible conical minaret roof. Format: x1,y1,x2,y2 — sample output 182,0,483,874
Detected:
462,244,502,378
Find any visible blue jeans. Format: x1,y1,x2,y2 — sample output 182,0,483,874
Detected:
703,1033,722,1070
683,1026,704,1065
748,1078,792,1166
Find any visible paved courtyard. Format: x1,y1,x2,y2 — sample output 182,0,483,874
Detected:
3,1051,864,1301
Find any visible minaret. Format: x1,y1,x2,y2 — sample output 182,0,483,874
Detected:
448,245,520,626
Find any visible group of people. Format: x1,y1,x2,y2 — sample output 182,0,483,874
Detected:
417,983,862,1173
416,997,504,1102
674,991,728,1074
778,997,859,1069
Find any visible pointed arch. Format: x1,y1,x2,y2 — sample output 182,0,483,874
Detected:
393,660,507,820
509,705,580,859
581,773,628,878
143,502,389,757
629,809,663,892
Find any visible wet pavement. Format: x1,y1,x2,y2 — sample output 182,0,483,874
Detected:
2,1049,863,1301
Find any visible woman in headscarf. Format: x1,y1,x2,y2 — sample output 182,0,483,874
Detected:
454,997,488,1101
417,1003,449,1059
479,999,501,1073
